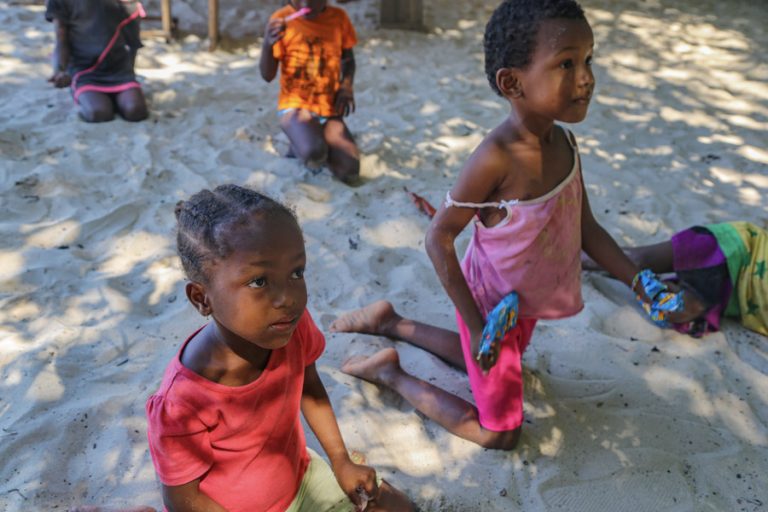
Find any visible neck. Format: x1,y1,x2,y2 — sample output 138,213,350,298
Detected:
210,321,271,371
506,110,557,144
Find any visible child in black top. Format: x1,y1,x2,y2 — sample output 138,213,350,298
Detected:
46,0,148,122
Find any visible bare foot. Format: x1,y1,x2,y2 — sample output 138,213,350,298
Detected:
341,348,402,386
68,507,157,512
330,301,401,336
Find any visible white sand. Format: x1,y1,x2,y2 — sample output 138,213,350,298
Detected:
1,0,767,510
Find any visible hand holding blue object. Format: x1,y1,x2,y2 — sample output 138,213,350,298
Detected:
476,291,518,372
631,269,685,328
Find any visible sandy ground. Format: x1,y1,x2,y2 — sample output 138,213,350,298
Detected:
1,0,767,510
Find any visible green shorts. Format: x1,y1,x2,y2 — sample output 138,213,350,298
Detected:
286,448,355,512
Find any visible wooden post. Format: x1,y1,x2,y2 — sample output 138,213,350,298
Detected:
208,0,219,51
160,0,172,43
380,0,423,30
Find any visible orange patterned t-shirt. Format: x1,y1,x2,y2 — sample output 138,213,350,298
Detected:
271,5,357,117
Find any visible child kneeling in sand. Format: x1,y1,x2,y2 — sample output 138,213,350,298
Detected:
331,0,662,450
146,185,412,512
259,0,360,183
584,221,768,337
45,0,148,122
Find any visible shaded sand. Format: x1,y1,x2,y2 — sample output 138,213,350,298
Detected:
1,0,767,510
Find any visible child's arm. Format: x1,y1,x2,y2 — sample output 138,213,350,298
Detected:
259,17,285,82
426,146,506,366
301,363,377,508
49,18,71,88
160,481,227,512
334,49,355,116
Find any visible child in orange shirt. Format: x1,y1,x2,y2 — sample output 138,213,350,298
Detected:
260,0,360,184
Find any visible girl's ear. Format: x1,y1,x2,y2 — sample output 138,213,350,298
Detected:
186,281,212,316
496,68,523,99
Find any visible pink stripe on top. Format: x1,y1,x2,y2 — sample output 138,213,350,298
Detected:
452,128,584,320
73,81,141,101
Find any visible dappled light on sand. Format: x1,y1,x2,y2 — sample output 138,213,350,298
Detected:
0,0,766,510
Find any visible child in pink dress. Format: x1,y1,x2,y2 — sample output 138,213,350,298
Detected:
330,0,659,450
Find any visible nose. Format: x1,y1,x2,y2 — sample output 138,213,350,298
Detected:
271,283,296,309
272,285,291,309
579,64,595,89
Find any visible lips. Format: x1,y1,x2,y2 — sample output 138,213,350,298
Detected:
269,316,299,331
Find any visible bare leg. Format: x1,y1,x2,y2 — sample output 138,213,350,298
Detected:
342,348,520,450
77,91,115,123
116,88,148,122
323,118,360,183
330,300,465,370
279,109,328,168
582,240,674,274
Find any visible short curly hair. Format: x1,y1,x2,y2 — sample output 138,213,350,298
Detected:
174,184,297,283
484,0,586,96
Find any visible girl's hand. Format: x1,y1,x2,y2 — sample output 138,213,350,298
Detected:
334,84,355,117
48,70,71,88
264,18,286,46
471,329,498,373
333,459,378,511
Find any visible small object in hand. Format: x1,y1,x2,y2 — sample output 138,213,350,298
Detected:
285,7,311,21
349,450,366,465
356,486,370,512
477,291,519,368
404,187,436,219
631,269,685,327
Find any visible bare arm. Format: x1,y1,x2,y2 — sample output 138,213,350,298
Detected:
335,48,356,116
49,18,71,87
426,145,505,357
259,18,285,82
161,480,227,512
301,363,377,506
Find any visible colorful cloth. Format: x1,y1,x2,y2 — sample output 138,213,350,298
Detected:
146,310,325,512
271,5,357,118
457,311,536,431
477,291,519,364
706,222,768,335
450,127,584,319
631,269,685,327
45,0,143,95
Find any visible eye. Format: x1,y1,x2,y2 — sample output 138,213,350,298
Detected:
559,59,574,70
248,277,267,288
585,55,593,66
291,268,305,280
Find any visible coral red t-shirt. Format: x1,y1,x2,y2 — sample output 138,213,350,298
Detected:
146,310,325,512
271,5,357,117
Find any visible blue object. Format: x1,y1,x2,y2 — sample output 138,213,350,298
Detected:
477,291,519,363
632,269,685,327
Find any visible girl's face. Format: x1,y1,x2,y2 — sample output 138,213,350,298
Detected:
516,18,595,124
202,212,308,353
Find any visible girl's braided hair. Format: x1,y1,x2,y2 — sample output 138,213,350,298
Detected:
174,184,296,283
